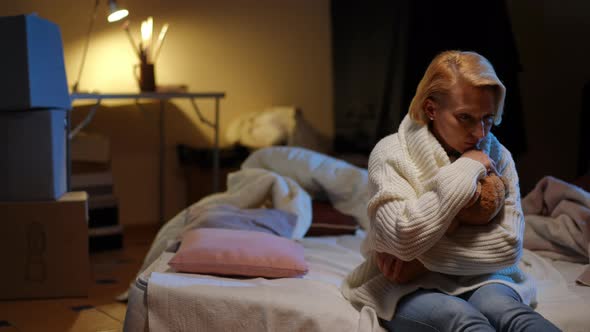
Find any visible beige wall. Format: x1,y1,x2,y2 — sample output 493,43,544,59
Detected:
0,0,333,224
508,1,590,194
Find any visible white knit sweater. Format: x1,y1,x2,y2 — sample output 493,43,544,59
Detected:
341,115,536,320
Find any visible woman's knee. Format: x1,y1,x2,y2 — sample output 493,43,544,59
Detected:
467,283,560,331
391,291,494,332
468,283,522,317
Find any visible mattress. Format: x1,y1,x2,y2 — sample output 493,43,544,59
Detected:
123,233,590,332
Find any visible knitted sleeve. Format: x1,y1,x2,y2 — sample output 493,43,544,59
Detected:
419,148,524,275
367,135,486,262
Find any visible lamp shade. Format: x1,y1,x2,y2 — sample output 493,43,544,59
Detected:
107,0,128,22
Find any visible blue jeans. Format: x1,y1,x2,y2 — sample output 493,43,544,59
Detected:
381,283,561,332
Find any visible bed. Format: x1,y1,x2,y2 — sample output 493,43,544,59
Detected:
123,147,590,332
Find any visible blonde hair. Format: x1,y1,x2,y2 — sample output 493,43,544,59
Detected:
408,50,506,126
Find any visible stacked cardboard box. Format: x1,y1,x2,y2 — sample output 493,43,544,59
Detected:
71,133,123,252
0,14,89,299
0,192,89,299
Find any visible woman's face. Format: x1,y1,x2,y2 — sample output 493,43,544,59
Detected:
425,83,496,154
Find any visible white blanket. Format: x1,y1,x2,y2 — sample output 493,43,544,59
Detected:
522,176,590,283
242,146,370,231
193,168,312,239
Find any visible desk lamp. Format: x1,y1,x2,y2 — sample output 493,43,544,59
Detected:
72,0,129,92
107,0,128,22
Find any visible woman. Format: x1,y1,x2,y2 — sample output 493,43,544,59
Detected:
341,51,559,331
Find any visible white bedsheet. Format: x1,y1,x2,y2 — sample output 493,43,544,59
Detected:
144,234,383,332
124,234,590,332
518,249,590,331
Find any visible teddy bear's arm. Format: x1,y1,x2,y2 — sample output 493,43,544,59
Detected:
456,174,507,226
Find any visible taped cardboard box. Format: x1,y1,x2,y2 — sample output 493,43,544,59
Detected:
0,109,67,201
70,132,111,163
0,192,89,300
0,14,70,110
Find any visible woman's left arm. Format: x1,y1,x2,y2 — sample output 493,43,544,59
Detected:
418,147,524,275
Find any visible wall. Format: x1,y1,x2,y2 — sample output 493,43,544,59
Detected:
508,1,590,194
0,0,333,224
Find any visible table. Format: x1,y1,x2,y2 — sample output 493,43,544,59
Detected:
69,92,226,224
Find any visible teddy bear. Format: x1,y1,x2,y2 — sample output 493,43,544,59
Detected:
456,174,509,225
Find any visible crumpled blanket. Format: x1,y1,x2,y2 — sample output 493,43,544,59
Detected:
183,204,298,238
522,176,590,284
242,146,370,231
190,167,312,239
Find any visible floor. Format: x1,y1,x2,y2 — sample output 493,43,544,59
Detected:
0,225,158,332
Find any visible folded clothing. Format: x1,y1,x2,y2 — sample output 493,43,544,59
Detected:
183,204,298,238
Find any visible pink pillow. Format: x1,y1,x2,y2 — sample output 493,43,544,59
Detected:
169,228,308,278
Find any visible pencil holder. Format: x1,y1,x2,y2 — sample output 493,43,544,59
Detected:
134,62,156,92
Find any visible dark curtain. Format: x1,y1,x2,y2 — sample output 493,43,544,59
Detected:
580,82,590,176
331,1,404,154
332,0,527,159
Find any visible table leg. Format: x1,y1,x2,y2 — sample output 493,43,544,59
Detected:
66,110,71,192
213,97,220,193
159,100,166,224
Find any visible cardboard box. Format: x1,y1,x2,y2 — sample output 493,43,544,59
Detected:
71,132,111,163
0,109,67,201
0,14,71,110
0,192,89,300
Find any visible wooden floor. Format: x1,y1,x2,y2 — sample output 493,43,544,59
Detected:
0,225,158,332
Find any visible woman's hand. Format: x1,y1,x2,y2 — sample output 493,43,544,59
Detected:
376,252,429,284
462,149,497,174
